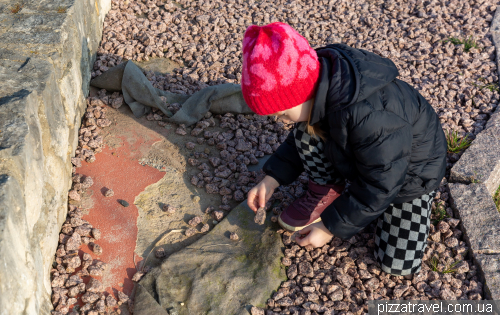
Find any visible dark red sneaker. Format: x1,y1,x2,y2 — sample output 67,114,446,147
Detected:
278,180,344,231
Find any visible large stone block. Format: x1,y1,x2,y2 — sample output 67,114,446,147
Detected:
450,106,500,197
0,55,70,315
448,183,500,254
0,175,44,315
0,0,110,313
474,253,500,300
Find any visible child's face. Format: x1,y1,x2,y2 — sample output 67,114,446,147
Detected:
272,100,312,123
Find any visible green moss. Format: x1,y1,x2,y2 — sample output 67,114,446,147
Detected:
272,260,286,280
235,254,247,263
236,206,253,229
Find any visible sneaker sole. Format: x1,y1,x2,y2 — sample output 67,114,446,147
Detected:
277,216,322,232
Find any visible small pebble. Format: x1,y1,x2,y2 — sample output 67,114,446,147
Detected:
200,223,210,233
185,142,195,150
229,232,239,241
82,176,94,189
188,216,202,227
131,271,144,282
91,228,101,240
254,207,266,225
106,295,117,307
118,199,129,207
162,204,176,214
68,190,81,201
104,188,114,197
117,291,129,303
91,243,103,255
155,247,167,259
185,228,197,237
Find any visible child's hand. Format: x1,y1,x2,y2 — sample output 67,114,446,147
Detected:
295,222,334,248
247,176,280,212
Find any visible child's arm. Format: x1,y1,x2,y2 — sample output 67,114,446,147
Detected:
247,131,304,212
261,131,304,186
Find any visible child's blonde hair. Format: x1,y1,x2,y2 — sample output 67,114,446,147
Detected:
306,98,326,141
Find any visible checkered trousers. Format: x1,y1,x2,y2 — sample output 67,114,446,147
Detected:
374,191,436,276
293,122,343,185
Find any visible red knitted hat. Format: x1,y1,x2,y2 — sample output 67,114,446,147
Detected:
241,22,320,115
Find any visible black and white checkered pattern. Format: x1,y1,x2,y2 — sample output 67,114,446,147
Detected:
293,123,434,275
374,191,435,276
293,122,343,185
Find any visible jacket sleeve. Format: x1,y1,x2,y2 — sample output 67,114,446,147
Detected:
321,111,413,239
262,130,304,186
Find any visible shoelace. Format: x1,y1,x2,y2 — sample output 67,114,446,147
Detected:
295,189,327,216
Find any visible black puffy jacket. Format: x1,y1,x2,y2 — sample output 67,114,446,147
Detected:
263,44,447,239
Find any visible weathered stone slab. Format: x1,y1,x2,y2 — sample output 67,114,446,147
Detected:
449,183,500,254
135,201,286,315
474,253,500,300
0,57,49,156
0,175,45,314
450,106,500,197
10,0,76,12
0,50,73,315
0,0,110,313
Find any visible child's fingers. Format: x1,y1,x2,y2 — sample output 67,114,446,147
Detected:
296,232,311,247
258,187,267,208
247,192,258,212
299,225,313,235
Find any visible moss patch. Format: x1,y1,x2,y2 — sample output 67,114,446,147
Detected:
235,254,247,263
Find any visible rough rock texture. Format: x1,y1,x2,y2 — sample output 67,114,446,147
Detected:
254,207,267,225
474,254,500,300
448,181,500,301
134,202,286,315
0,0,111,314
449,183,500,255
450,106,500,195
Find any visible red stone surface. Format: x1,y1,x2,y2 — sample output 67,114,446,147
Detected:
76,124,164,297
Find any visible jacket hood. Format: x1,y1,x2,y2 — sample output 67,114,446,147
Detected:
310,44,399,124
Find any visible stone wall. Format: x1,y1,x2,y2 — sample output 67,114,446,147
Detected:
0,0,110,313
449,104,500,300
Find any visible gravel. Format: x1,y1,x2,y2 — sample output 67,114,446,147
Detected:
51,99,129,314
260,182,484,314
96,0,498,141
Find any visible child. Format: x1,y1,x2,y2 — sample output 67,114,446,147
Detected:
242,22,447,276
